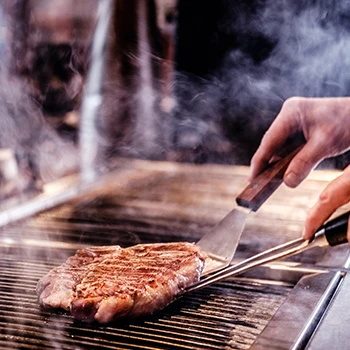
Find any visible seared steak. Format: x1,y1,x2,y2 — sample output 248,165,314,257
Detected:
37,242,205,323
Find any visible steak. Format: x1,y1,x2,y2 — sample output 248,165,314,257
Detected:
37,242,205,323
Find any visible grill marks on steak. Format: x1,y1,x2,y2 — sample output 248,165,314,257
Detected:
37,242,205,323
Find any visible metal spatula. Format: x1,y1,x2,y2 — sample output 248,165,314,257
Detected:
198,148,300,275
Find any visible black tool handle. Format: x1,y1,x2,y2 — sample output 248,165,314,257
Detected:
323,211,350,246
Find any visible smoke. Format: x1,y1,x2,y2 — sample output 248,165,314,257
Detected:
97,0,171,162
0,0,100,188
0,1,79,185
251,0,350,98
174,0,350,166
2,0,350,185
0,69,78,185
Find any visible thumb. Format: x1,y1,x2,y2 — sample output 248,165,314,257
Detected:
283,138,327,188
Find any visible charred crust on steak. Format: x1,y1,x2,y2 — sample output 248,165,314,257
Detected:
37,242,206,323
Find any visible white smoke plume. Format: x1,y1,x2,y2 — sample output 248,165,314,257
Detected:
174,0,350,167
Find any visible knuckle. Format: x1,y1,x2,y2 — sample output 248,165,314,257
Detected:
282,96,304,111
318,189,332,206
291,156,313,173
316,173,350,210
312,130,329,146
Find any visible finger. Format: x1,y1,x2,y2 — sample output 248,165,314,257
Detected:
250,126,292,180
283,135,328,188
249,146,274,181
250,123,299,182
249,99,304,181
302,166,350,239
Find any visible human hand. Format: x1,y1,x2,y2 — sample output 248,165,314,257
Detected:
249,97,350,188
302,164,350,241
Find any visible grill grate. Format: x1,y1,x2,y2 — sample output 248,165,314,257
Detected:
0,253,291,350
0,174,298,350
0,158,345,349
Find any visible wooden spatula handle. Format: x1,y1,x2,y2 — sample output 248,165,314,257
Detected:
236,147,301,212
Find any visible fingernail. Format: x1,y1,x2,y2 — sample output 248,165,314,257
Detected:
284,172,299,188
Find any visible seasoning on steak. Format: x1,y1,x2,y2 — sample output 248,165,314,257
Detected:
37,242,205,323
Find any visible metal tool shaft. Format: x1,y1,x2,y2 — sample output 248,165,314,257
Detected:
186,230,329,293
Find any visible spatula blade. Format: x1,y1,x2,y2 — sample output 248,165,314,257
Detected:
197,207,250,275
197,147,302,276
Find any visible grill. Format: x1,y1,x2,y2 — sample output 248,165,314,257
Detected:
3,1,350,348
0,159,349,349
0,210,291,350
0,252,291,350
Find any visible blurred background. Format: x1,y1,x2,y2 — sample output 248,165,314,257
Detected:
1,0,350,196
